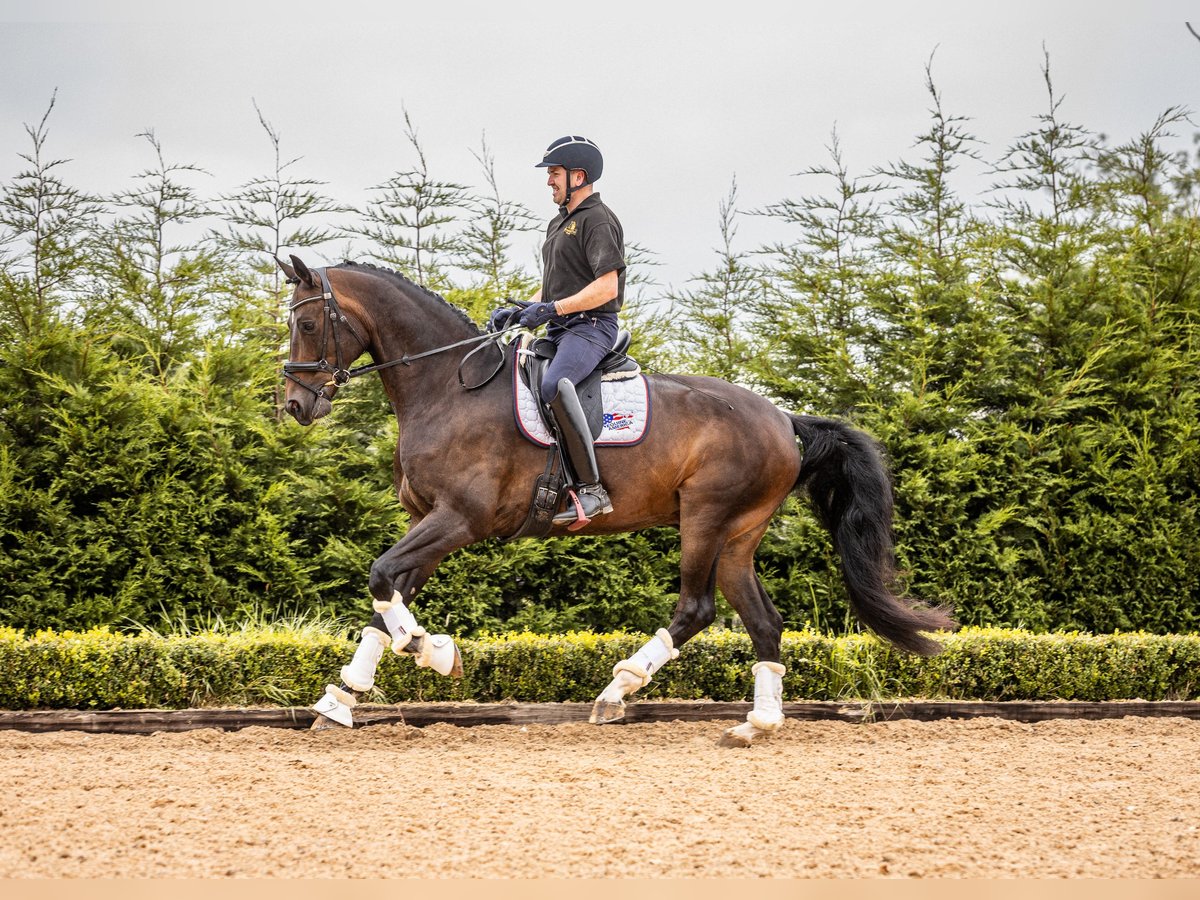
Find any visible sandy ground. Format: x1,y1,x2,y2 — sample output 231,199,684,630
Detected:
0,715,1198,879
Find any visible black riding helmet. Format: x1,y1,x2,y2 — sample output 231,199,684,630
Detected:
535,135,603,206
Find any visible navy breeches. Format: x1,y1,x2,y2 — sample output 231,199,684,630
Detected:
540,312,620,404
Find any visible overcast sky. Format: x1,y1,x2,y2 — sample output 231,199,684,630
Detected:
1,1,1198,295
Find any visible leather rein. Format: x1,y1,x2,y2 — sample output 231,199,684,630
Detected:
282,267,513,400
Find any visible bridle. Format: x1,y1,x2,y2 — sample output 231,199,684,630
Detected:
283,266,517,402
283,267,368,403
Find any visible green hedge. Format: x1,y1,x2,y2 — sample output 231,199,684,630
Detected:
2,626,1198,710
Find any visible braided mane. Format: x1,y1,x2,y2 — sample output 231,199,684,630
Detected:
334,260,481,334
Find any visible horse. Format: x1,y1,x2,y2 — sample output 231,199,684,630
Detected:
277,255,955,745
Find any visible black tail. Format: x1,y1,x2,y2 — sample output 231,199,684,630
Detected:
790,414,956,655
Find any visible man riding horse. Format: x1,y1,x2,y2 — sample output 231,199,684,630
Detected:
287,133,954,741
490,135,625,529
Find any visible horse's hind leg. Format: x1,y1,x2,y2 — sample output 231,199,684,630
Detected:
590,520,723,724
714,529,788,747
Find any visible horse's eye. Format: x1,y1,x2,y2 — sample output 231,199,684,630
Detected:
301,320,317,334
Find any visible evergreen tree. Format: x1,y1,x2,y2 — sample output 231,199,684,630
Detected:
618,240,679,370
665,177,761,382
0,92,101,338
91,130,226,376
212,101,347,299
450,132,539,323
210,102,349,417
750,127,884,414
347,108,470,291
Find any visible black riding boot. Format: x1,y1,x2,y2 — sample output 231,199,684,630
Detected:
548,378,613,530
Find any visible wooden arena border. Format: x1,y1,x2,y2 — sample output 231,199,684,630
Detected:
2,700,1200,734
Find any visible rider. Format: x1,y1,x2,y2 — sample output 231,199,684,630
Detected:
491,135,626,528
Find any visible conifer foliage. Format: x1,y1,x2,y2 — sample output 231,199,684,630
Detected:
1,75,1198,638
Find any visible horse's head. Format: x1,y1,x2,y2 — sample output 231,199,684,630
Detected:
277,254,365,426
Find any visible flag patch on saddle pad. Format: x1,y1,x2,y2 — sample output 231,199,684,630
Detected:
603,411,634,431
514,362,650,448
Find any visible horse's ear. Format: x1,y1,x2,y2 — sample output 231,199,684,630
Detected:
288,254,316,287
275,255,300,285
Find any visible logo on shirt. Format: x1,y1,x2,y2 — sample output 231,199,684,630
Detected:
564,221,578,236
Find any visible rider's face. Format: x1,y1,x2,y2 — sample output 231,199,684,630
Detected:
546,165,568,205
547,166,584,206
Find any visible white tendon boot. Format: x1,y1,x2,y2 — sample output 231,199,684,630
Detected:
312,625,389,728
376,592,463,678
590,628,679,724
724,661,787,746
339,626,390,692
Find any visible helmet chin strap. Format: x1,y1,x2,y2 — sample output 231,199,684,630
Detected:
562,168,588,211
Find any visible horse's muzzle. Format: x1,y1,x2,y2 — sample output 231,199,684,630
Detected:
286,395,333,425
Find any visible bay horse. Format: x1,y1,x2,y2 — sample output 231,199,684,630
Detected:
278,255,954,745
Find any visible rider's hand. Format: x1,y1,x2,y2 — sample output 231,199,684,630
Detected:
487,300,536,333
517,301,558,329
488,307,518,332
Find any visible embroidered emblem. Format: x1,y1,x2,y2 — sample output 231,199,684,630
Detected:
604,411,634,432
564,220,578,236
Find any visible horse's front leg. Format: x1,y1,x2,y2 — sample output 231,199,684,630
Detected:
312,510,477,729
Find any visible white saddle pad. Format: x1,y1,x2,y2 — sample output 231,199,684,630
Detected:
513,354,650,448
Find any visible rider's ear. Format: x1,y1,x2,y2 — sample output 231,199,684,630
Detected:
289,254,316,287
275,255,300,285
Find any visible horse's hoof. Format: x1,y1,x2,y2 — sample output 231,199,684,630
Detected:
720,720,767,747
413,634,464,678
589,697,627,724
310,713,347,732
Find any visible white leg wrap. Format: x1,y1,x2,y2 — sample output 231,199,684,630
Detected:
373,592,461,677
339,626,390,692
746,661,786,731
599,629,679,702
374,592,421,652
312,684,356,727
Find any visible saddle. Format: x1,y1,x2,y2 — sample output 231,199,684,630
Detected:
504,330,644,541
516,330,641,439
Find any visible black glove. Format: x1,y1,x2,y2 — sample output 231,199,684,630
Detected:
488,307,518,332
517,301,558,329
487,300,535,333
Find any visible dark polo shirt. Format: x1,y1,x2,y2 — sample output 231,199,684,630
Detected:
541,192,626,315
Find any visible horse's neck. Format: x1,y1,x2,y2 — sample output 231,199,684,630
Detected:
365,284,478,420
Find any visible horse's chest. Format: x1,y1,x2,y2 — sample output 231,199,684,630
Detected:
396,473,433,517
393,439,460,512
